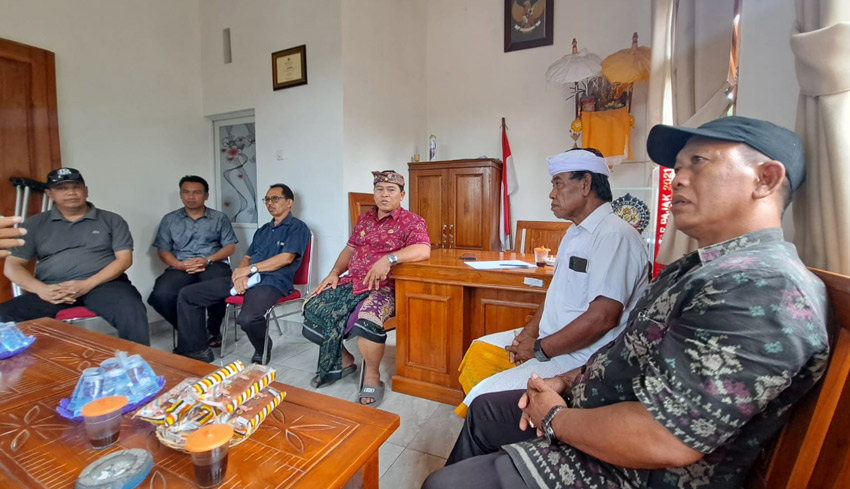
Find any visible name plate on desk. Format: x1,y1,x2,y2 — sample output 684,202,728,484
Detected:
523,277,544,287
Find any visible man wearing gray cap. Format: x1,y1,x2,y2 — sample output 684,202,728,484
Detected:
423,117,829,489
455,148,649,417
0,168,150,345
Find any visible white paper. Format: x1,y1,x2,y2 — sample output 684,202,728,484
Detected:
464,260,533,270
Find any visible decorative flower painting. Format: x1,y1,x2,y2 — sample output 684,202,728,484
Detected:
216,119,257,226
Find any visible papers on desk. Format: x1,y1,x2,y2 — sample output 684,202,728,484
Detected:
464,260,533,270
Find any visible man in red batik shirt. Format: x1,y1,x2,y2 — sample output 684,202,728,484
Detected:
303,170,430,406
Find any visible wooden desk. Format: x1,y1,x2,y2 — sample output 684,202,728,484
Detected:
392,249,553,404
0,318,399,489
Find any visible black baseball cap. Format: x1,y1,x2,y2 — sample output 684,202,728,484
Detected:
646,116,805,191
46,167,85,188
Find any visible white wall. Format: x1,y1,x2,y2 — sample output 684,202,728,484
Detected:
200,0,346,279
424,0,653,229
341,0,428,214
0,0,208,316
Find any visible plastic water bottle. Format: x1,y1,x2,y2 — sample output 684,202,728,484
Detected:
230,273,261,295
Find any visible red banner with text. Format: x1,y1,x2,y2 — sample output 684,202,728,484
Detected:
653,168,675,278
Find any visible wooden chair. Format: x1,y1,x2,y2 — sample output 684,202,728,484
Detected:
513,220,571,254
745,268,850,489
348,192,375,231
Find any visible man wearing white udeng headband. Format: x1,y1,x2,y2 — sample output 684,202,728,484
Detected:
455,148,649,417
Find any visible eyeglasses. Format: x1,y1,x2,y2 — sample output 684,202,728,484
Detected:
263,196,285,204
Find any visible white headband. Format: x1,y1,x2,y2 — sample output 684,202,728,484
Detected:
546,150,609,177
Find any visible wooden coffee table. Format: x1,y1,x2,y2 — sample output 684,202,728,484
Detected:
0,318,399,488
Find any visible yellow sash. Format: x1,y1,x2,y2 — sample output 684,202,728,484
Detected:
454,341,516,417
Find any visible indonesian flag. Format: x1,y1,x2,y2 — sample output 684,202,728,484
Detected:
500,122,519,250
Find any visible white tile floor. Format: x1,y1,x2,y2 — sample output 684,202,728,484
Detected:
147,318,463,489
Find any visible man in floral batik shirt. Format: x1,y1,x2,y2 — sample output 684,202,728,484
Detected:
423,116,829,489
302,170,430,407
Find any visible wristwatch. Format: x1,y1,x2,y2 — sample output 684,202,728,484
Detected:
541,405,567,444
387,254,399,266
533,338,551,362
250,265,259,274
206,258,213,265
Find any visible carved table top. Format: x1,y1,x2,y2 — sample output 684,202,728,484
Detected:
0,318,399,488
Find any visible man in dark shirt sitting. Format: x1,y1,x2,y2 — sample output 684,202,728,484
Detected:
423,117,829,489
0,168,150,345
174,183,310,364
148,175,238,347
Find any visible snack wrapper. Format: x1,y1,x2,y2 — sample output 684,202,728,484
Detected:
191,360,244,395
225,387,285,437
135,378,199,425
170,402,222,432
200,364,276,413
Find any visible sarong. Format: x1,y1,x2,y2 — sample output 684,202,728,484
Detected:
302,283,394,384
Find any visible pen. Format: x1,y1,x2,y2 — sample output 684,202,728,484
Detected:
499,263,531,268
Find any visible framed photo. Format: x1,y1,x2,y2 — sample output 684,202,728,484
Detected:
272,45,307,90
504,0,554,52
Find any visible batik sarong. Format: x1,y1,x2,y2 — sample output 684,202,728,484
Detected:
303,283,395,384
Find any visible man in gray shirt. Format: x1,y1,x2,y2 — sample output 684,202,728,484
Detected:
0,168,149,345
148,175,237,347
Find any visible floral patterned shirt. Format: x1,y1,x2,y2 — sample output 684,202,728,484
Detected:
504,228,829,489
340,206,430,295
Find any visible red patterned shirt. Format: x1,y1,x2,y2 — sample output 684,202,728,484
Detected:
339,206,430,295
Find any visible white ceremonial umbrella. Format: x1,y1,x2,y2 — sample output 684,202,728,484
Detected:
546,38,602,86
546,38,602,145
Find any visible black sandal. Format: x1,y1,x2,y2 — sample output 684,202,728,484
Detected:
310,363,357,388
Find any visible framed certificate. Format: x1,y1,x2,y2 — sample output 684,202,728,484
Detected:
272,45,307,90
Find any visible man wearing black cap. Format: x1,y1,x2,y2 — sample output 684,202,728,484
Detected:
422,117,829,489
0,168,150,345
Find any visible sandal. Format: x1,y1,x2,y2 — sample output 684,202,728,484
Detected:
310,363,357,388
208,334,222,348
358,381,385,408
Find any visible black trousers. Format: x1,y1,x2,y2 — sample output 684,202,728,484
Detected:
0,274,150,345
447,389,533,463
422,390,533,489
176,278,282,353
147,262,231,335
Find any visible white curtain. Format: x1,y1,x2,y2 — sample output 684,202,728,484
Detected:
791,0,850,274
650,0,737,264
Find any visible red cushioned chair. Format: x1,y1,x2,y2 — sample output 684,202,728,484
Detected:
219,233,314,365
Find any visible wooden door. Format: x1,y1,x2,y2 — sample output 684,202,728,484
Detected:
0,38,61,302
393,278,465,404
449,166,491,250
408,168,447,248
470,288,544,344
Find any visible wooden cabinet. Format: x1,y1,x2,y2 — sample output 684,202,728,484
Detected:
408,159,502,251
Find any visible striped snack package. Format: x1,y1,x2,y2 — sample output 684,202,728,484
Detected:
193,360,244,397
227,387,286,438
222,365,276,414
136,378,199,425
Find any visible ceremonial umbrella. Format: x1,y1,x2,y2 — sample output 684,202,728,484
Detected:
545,38,602,86
546,38,602,126
601,32,651,83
